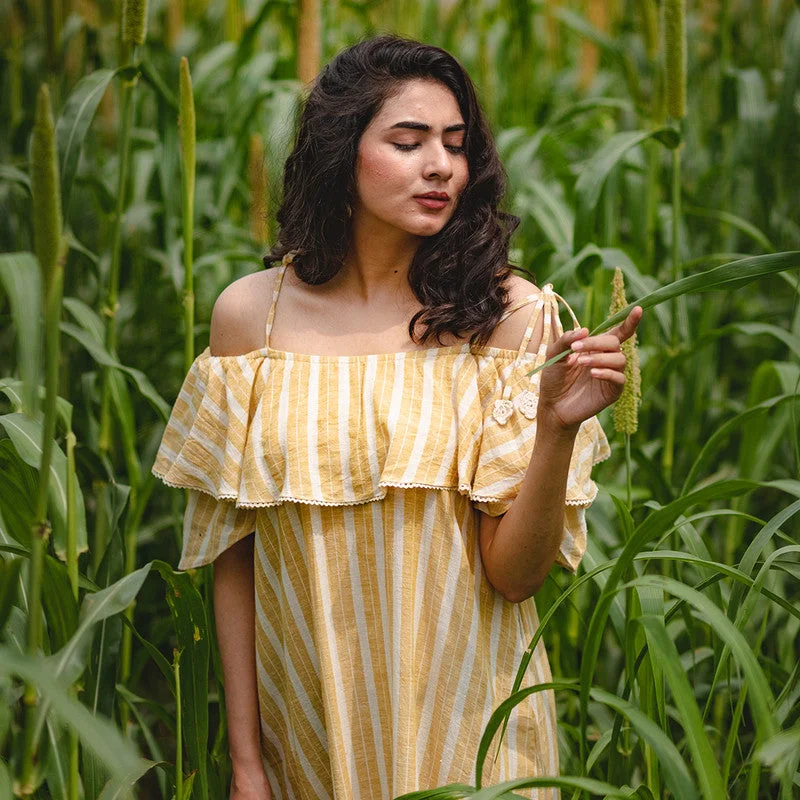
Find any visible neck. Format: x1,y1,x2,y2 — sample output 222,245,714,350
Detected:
337,213,422,303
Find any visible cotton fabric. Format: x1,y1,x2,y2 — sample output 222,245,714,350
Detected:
152,256,609,800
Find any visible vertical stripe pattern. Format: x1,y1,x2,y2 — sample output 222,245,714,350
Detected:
153,285,611,799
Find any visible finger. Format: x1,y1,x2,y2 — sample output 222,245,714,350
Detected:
549,327,587,358
571,333,622,353
590,368,626,385
575,352,626,370
612,306,643,343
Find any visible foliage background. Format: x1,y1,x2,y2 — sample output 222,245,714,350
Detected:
0,0,799,798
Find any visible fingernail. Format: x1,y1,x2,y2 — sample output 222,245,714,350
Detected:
572,341,583,351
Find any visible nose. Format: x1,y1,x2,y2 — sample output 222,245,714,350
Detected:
423,141,454,181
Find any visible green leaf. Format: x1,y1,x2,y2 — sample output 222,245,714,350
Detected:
470,775,636,799
0,647,143,783
574,128,681,251
0,558,23,635
394,785,475,799
0,253,42,416
46,564,152,686
41,553,79,651
528,251,800,377
0,413,88,561
56,67,137,212
60,322,170,421
152,561,211,800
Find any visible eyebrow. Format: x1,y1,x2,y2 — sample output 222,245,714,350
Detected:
386,121,466,133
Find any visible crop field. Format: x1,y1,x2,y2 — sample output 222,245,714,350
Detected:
1,0,799,798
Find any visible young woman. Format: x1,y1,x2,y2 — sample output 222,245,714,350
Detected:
153,34,641,800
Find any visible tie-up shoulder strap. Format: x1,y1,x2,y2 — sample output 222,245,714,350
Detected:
490,284,583,425
539,283,582,350
264,251,296,348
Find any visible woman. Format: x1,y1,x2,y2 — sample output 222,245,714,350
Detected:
153,34,641,800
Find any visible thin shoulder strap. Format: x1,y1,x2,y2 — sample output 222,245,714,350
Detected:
539,284,582,348
264,251,295,348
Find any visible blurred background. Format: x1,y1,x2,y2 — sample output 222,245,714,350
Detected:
1,1,799,798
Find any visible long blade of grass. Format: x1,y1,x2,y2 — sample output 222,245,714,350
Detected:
55,67,137,213
574,128,681,251
636,615,725,800
0,254,41,416
528,251,800,377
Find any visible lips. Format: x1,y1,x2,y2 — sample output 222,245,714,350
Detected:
415,192,450,200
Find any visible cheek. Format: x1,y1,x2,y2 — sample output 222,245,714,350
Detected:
358,146,410,191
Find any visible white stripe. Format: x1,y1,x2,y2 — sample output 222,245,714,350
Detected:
258,714,292,800
253,563,327,749
251,360,281,496
278,355,294,495
435,352,470,485
363,356,381,487
400,350,437,482
308,506,358,797
307,357,322,498
256,653,330,800
370,498,391,680
391,481,406,788
415,504,469,766
437,500,483,783
211,359,248,425
255,519,321,678
175,456,221,495
412,491,442,636
337,357,355,500
387,354,405,438
342,507,389,797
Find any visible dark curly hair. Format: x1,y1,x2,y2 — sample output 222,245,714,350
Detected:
264,33,521,348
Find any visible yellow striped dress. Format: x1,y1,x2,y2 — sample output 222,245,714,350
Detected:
152,259,610,800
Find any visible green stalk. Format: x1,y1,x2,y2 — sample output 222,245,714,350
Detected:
66,429,78,599
625,434,632,509
66,423,81,799
661,0,686,485
97,0,148,471
180,56,196,375
662,146,682,483
9,6,23,131
20,83,65,797
101,0,149,737
174,648,183,800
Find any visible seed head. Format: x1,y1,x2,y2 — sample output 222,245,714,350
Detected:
123,0,149,48
663,0,687,119
609,268,641,435
31,84,62,287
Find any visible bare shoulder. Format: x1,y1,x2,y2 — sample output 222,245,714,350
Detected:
485,272,545,353
209,268,278,356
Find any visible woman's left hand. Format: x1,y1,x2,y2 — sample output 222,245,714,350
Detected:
537,306,643,433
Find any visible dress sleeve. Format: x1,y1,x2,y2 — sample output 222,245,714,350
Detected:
470,287,611,572
179,490,257,571
152,348,260,570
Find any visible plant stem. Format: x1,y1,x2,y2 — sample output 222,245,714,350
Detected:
174,648,183,800
625,433,632,509
20,83,65,797
662,146,682,484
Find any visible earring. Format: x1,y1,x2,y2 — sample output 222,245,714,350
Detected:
345,203,353,219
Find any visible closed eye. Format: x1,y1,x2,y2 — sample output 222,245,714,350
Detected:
393,143,465,153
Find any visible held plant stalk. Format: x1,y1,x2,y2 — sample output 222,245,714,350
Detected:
20,83,66,797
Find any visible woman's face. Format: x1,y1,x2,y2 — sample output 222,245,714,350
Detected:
352,78,469,240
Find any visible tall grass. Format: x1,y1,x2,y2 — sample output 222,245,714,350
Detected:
0,1,798,798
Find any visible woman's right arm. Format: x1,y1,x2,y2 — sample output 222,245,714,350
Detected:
209,271,280,797
214,534,273,799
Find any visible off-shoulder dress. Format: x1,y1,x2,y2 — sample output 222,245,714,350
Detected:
152,256,610,800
